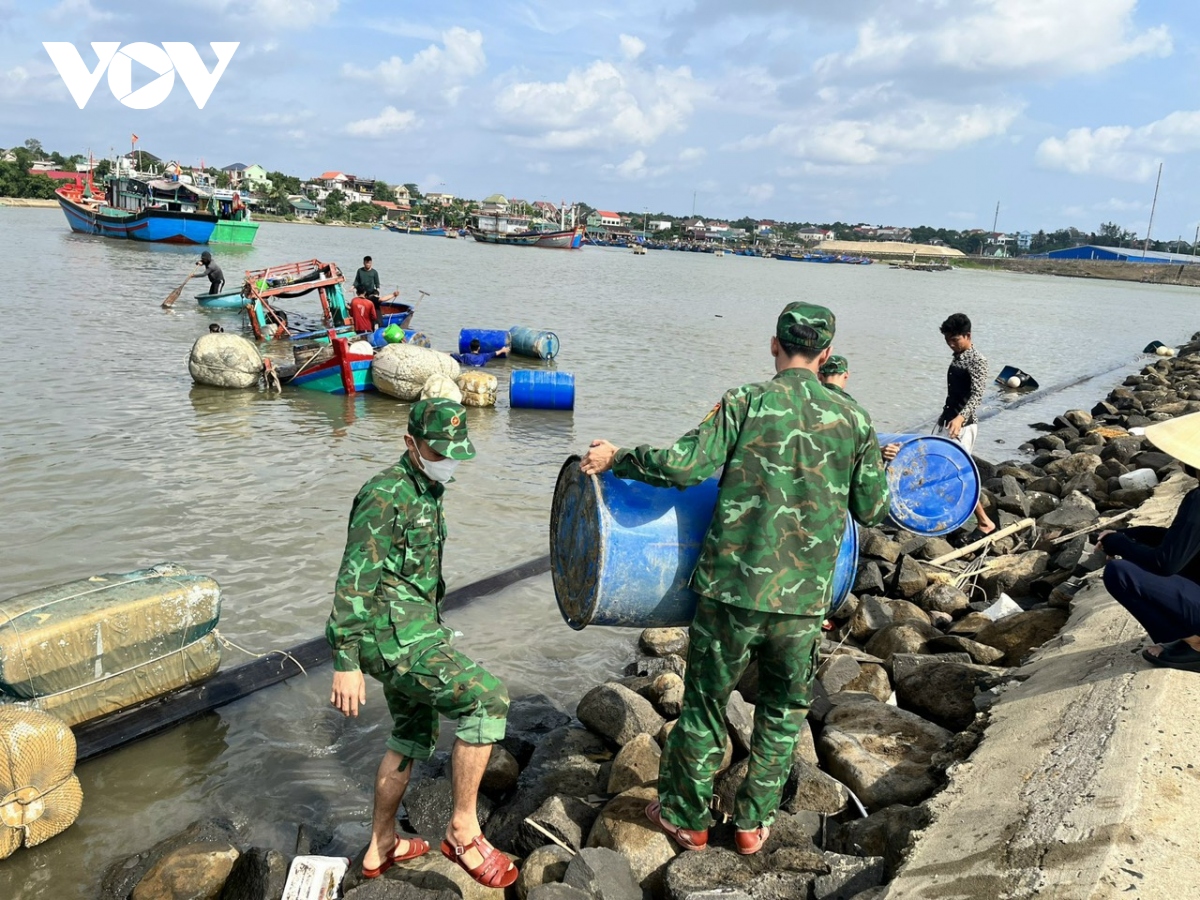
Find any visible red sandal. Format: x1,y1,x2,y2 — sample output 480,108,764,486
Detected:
362,834,430,879
646,800,708,852
734,825,770,855
440,834,518,889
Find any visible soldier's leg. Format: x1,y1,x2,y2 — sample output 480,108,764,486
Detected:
400,640,513,875
733,613,822,830
364,674,439,869
658,595,760,831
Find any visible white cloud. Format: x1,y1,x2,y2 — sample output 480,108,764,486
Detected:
619,34,646,61
219,0,338,30
495,39,705,149
1035,110,1200,181
815,0,1170,81
745,183,774,204
343,27,485,103
744,101,1021,166
678,147,707,164
602,150,672,180
47,0,113,22
346,106,418,137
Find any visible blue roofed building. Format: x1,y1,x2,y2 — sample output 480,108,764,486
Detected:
1036,245,1200,264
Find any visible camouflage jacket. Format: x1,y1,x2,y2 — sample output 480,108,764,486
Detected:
612,367,889,616
326,454,448,673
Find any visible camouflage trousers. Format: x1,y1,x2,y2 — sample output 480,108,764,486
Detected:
371,633,509,761
658,594,822,831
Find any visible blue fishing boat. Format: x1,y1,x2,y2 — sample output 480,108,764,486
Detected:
57,178,215,244
287,334,376,394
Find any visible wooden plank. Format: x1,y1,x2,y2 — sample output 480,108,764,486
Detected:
72,555,552,762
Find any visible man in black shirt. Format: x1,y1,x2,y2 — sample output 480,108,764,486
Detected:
354,255,381,305
1100,412,1200,671
937,313,996,545
200,250,224,296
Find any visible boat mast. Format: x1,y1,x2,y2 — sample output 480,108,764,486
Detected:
1143,162,1163,257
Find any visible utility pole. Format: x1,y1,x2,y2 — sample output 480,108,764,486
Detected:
692,191,697,218
1143,162,1163,257
1193,224,1198,260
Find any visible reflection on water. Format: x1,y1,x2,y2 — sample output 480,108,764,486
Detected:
2,210,1199,894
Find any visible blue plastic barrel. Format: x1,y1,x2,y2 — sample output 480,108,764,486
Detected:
459,329,510,354
509,326,560,360
877,433,980,536
404,330,431,348
551,457,859,629
510,370,575,410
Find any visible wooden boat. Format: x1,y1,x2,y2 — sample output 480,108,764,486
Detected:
279,332,377,394
242,260,348,341
57,177,215,244
56,173,257,245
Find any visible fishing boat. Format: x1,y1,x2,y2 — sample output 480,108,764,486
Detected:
469,204,583,249
55,172,257,245
281,332,377,394
195,288,248,309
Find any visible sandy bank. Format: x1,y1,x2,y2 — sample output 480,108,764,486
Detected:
0,198,58,208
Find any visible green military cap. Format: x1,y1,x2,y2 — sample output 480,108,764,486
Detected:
820,355,849,376
777,302,835,350
408,398,476,460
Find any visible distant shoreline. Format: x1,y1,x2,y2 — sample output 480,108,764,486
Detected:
956,256,1200,288
0,198,58,208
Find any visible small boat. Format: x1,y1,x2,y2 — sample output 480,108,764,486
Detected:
196,288,248,309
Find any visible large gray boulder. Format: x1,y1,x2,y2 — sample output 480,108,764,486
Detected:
608,733,661,794
131,842,239,900
817,702,953,810
562,847,641,900
577,683,666,748
895,661,998,731
974,608,1069,665
517,845,574,900
587,786,680,896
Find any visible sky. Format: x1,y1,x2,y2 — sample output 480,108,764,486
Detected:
3,0,1200,237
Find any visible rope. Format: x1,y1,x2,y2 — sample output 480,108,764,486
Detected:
212,630,308,677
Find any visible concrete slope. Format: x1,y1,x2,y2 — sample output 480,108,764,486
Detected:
888,473,1200,900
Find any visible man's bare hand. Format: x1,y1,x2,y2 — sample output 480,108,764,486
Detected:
580,440,618,476
881,442,901,462
947,415,965,440
331,670,367,717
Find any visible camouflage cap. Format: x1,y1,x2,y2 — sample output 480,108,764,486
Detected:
819,355,849,376
777,302,835,350
408,398,476,460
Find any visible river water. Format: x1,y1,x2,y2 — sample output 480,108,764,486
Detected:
1,208,1197,895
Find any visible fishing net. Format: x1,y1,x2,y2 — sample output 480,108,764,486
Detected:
0,707,83,857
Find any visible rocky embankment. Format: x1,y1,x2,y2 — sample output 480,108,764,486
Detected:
964,256,1200,287
100,335,1200,900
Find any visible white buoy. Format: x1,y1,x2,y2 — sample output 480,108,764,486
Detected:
1155,345,1176,357
188,333,264,389
1006,375,1022,388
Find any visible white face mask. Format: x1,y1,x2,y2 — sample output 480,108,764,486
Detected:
418,452,460,484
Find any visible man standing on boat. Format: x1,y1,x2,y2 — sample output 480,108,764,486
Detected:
354,255,381,306
199,250,224,297
326,399,518,889
580,302,889,855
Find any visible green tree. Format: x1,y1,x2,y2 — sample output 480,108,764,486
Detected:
403,183,423,202
93,158,112,179
23,138,43,157
216,170,231,188
373,180,396,203
267,170,301,195
324,189,346,220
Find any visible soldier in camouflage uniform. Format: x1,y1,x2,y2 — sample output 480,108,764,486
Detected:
819,355,852,398
327,399,518,887
581,303,889,854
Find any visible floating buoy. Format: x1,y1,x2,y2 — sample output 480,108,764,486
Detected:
995,365,1039,392
1156,345,1176,357
0,707,84,859
188,333,264,389
371,344,460,401
1006,375,1022,388
421,373,463,403
459,371,498,407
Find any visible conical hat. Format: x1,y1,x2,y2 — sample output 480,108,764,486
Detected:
1144,411,1200,469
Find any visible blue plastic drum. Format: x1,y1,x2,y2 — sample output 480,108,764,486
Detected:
877,432,981,535
459,329,510,354
509,326,560,360
510,371,575,410
551,457,859,629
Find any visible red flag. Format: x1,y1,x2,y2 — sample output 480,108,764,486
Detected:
131,134,139,145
